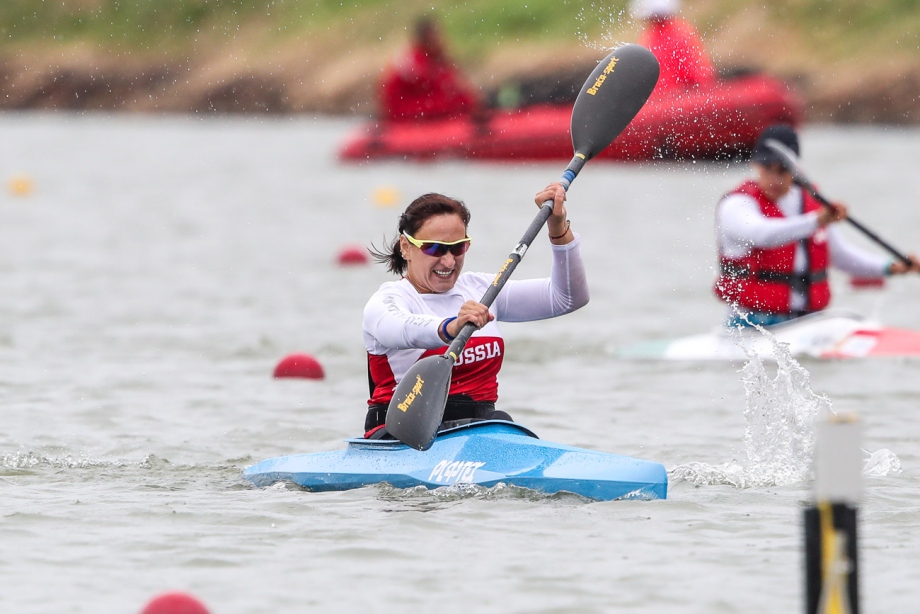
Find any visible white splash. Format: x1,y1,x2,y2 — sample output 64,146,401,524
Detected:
863,448,902,477
574,3,630,51
1,451,107,470
735,325,830,486
671,322,901,488
1,451,160,470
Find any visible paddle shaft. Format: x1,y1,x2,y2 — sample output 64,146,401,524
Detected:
799,179,912,266
385,44,660,450
445,157,586,355
764,138,912,267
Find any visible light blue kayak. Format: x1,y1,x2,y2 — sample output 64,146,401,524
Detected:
243,420,667,501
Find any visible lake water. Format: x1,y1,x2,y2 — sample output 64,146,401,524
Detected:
2,114,919,613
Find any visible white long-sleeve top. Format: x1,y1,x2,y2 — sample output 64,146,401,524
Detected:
363,235,589,404
717,187,890,311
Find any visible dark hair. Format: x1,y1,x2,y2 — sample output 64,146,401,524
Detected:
414,15,436,40
369,193,471,276
752,124,799,168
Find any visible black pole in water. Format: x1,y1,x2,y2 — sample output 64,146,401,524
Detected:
804,415,861,614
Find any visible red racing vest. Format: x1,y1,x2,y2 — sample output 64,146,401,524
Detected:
715,181,831,315
367,336,504,406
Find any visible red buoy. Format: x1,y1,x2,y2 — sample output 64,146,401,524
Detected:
273,353,325,379
141,592,210,614
337,245,369,266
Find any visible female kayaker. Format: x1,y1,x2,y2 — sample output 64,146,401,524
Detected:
714,124,920,327
363,184,588,436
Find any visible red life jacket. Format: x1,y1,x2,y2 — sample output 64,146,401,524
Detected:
715,181,831,315
638,17,716,94
379,45,479,122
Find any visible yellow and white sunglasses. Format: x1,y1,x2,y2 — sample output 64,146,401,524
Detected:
402,232,472,257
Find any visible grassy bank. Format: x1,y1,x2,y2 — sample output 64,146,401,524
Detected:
0,0,611,53
3,0,918,58
1,0,919,121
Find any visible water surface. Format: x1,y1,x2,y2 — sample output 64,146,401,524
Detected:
2,114,919,612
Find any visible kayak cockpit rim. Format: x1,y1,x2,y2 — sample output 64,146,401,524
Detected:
345,419,539,447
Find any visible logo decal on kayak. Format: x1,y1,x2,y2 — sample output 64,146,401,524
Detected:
587,56,619,96
396,374,424,412
429,460,486,484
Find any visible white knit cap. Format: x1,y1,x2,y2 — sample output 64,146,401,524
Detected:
629,0,680,19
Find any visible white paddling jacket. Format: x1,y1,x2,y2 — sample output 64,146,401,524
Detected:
363,235,589,407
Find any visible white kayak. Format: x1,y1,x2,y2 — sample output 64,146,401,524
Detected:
617,309,920,361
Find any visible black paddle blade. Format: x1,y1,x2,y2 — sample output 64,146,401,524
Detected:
571,44,660,161
385,354,454,450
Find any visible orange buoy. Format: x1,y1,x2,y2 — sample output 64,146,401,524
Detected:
141,592,210,614
337,245,369,266
8,175,34,197
371,185,401,208
273,353,325,379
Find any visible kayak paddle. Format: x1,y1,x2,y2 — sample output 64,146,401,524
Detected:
765,138,913,267
385,44,660,451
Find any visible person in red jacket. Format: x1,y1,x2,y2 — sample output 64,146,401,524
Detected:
630,0,716,94
714,124,920,327
378,16,480,122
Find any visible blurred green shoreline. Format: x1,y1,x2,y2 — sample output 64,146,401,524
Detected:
1,0,918,122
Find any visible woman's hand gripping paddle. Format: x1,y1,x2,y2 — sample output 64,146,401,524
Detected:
765,138,914,267
385,44,660,451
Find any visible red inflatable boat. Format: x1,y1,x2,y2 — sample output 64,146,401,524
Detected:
339,73,803,162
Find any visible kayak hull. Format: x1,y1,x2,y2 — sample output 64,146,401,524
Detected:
244,421,667,501
339,74,802,162
618,310,920,361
